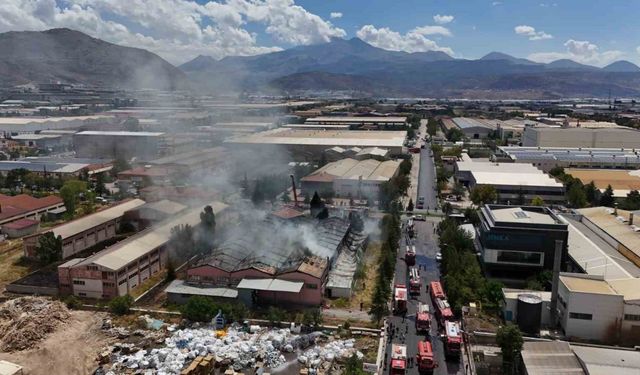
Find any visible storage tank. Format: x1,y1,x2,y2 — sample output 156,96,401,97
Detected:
516,294,542,335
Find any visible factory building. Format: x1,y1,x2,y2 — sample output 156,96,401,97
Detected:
73,131,166,160
10,134,66,150
456,160,565,204
448,117,494,139
0,194,64,226
496,146,640,172
522,126,640,148
304,116,407,129
225,128,406,159
24,199,146,259
301,158,401,199
0,115,115,134
58,201,228,299
477,205,569,281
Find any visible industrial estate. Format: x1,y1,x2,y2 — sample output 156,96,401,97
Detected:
1,7,640,375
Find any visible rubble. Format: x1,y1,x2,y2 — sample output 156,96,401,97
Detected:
0,296,71,352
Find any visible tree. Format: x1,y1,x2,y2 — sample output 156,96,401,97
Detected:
35,232,62,265
94,173,108,197
112,156,131,175
446,127,465,142
60,180,87,216
496,323,524,373
281,192,291,203
568,184,588,208
599,185,615,207
310,191,325,217
584,181,599,206
531,196,545,206
406,199,414,212
548,166,565,178
427,118,438,136
470,185,497,206
622,190,640,210
109,295,134,315
200,205,216,232
399,158,412,176
368,283,389,323
169,224,196,261
251,183,265,204
452,182,466,197
344,353,366,375
181,296,216,322
166,259,176,282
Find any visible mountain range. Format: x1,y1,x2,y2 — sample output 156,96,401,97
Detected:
1,29,640,98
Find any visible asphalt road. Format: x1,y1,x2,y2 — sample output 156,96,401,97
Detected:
416,146,438,212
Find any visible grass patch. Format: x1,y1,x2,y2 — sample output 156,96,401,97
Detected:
130,270,168,299
347,241,381,311
0,239,36,291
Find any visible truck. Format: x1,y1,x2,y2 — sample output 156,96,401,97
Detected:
415,303,431,333
443,321,463,358
409,267,421,295
416,341,437,373
394,284,408,314
390,344,407,374
406,219,415,238
434,298,454,327
429,281,446,301
405,245,416,266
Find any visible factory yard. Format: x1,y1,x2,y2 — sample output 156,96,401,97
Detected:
0,239,33,293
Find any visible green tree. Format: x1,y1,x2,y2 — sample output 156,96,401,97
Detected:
496,323,524,373
446,127,465,142
584,181,599,206
531,196,545,206
599,185,615,207
406,199,414,212
622,190,640,210
35,232,63,265
399,158,412,175
109,295,134,316
94,173,108,197
427,118,438,136
344,353,366,375
59,180,88,216
281,192,291,203
181,296,216,322
169,224,196,261
548,166,565,178
568,184,588,208
469,185,498,206
200,205,216,232
368,283,389,323
452,182,466,197
112,156,131,175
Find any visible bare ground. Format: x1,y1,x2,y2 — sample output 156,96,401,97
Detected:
0,310,112,375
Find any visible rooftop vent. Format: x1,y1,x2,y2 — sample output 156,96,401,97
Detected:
513,210,529,219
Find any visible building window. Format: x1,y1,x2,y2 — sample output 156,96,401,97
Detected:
78,292,86,297
118,278,127,285
497,250,543,265
72,280,85,285
569,312,593,320
87,265,98,271
103,282,115,288
624,314,640,321
305,283,318,289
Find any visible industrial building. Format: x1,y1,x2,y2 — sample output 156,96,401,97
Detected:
565,168,640,198
173,217,355,306
24,199,146,259
304,116,407,129
496,146,640,172
1,218,39,238
456,160,565,204
225,128,406,158
449,117,494,139
123,199,187,230
73,131,166,160
477,205,569,281
501,288,551,334
301,158,401,199
522,126,640,148
558,273,640,345
58,201,228,299
0,160,95,178
0,115,115,134
0,194,64,226
10,134,66,150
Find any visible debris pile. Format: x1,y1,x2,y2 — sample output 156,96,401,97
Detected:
298,338,362,370
0,297,70,351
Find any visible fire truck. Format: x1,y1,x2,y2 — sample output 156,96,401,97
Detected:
394,284,408,314
416,341,437,373
405,245,416,266
415,303,431,333
390,343,407,374
434,298,454,327
443,321,463,358
409,267,421,295
406,218,415,238
429,281,446,301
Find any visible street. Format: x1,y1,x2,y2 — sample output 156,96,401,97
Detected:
416,147,438,212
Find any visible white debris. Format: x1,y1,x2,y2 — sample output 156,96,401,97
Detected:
297,338,363,369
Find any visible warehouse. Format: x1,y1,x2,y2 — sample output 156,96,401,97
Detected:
0,115,115,134
58,201,228,299
496,146,640,172
73,131,166,160
225,128,406,158
451,117,494,139
10,134,65,150
304,116,407,129
301,158,401,199
477,205,569,281
522,126,640,148
24,199,146,259
454,161,541,186
0,194,64,226
0,160,93,178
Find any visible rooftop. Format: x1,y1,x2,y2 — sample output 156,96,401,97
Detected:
0,115,113,125
455,161,541,174
452,117,494,130
502,288,551,301
571,344,640,375
75,131,165,137
236,278,304,293
0,194,63,222
491,207,559,225
521,341,585,375
165,279,238,299
498,146,640,166
225,128,407,148
472,171,564,188
566,169,640,195
304,158,400,182
607,278,640,302
0,160,89,174
306,116,407,123
559,274,619,295
2,218,39,230
579,207,640,263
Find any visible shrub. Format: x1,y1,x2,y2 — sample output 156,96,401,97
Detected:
109,295,134,316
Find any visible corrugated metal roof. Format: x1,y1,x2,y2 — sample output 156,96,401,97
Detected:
165,280,238,298
236,278,304,293
521,341,585,375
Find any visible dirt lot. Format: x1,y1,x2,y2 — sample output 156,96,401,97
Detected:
0,310,112,375
0,239,34,292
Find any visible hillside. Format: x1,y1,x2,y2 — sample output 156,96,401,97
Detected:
0,28,188,90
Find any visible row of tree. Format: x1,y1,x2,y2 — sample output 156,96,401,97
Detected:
549,167,617,208
378,159,412,211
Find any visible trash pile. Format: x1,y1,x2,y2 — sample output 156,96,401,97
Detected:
105,324,361,374
0,296,70,351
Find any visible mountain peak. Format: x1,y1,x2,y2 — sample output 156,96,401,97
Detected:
546,59,597,70
603,60,640,72
480,52,516,60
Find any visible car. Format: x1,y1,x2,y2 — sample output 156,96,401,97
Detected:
416,203,424,209
435,252,442,262
414,215,426,221
418,196,425,202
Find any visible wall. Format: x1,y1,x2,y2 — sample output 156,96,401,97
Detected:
277,271,324,306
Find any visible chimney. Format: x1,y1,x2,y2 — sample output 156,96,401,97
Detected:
289,174,298,207
549,240,564,328
630,213,634,226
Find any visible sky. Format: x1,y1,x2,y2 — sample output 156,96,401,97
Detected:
0,0,639,67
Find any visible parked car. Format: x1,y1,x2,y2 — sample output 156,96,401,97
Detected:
414,215,426,221
435,252,442,262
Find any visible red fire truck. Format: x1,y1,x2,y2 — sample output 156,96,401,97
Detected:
416,341,437,373
394,284,408,314
434,298,454,326
415,303,431,333
429,281,446,301
406,218,415,238
390,343,407,374
443,321,463,358
409,267,421,295
405,245,416,266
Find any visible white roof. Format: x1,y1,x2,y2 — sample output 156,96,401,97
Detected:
75,131,164,137
307,116,407,123
47,199,146,239
502,288,552,301
165,280,238,298
571,344,640,375
225,128,406,148
0,360,22,375
0,115,112,125
472,171,563,188
236,278,304,293
309,158,400,181
456,161,541,174
491,207,559,225
12,134,61,140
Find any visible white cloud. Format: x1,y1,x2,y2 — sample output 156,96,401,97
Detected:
492,1,502,6
356,25,453,55
514,25,553,41
0,0,346,64
528,39,624,66
433,14,453,25
330,12,342,19
637,46,640,55
412,25,452,37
